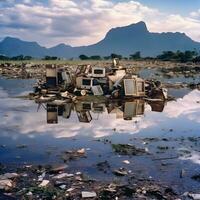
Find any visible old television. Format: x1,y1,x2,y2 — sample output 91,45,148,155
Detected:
124,79,137,96
136,78,145,96
92,67,106,78
76,77,94,89
124,78,145,97
46,65,57,88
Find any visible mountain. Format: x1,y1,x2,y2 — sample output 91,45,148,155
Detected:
0,37,47,57
0,21,200,58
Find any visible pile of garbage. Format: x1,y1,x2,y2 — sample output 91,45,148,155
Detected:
31,59,168,104
0,164,179,199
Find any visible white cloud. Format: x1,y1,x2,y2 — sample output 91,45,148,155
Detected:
0,0,200,47
164,89,200,123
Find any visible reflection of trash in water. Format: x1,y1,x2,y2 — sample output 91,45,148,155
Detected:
36,99,166,124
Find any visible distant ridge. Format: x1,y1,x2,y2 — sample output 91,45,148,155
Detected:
0,21,200,58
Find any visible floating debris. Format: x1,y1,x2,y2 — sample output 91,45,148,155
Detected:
39,180,49,187
82,191,97,198
112,144,147,155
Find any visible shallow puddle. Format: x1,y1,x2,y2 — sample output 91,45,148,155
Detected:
0,77,200,194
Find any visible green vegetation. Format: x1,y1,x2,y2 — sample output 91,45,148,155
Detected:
157,50,198,62
0,55,33,61
129,51,141,60
42,56,60,60
79,54,102,60
0,50,200,63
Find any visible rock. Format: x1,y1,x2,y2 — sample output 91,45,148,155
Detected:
53,173,74,179
0,179,13,190
82,191,97,198
39,180,49,187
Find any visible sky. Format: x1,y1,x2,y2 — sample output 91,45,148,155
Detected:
0,0,200,47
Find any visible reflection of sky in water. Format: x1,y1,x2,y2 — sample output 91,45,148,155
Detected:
1,78,200,192
0,79,200,139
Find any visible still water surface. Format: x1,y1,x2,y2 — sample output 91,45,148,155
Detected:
0,77,200,193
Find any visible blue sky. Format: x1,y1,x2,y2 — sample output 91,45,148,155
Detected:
130,0,200,15
0,0,200,46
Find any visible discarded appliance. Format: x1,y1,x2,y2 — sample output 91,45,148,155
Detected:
76,77,94,90
46,65,57,88
124,77,145,97
91,67,106,78
32,59,168,104
91,85,104,96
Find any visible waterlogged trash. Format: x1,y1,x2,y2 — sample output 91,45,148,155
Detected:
82,191,97,198
66,188,75,192
113,168,128,176
123,160,130,164
188,193,200,200
91,85,104,96
0,179,13,190
39,180,49,187
0,173,18,180
53,173,74,179
38,172,46,181
77,148,85,154
59,185,67,190
112,144,146,155
51,164,68,173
